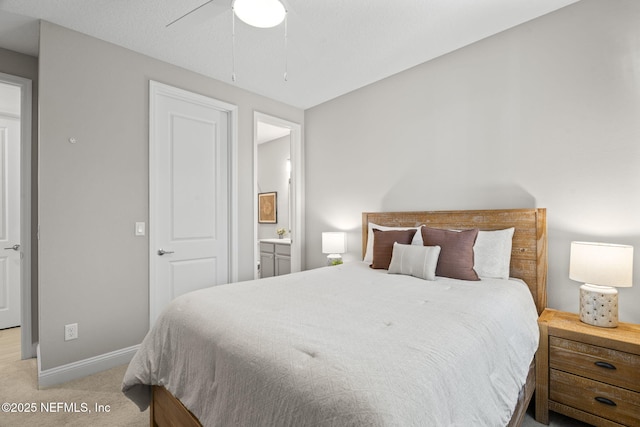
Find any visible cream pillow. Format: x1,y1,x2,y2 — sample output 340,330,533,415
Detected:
363,223,423,263
388,243,441,281
473,228,515,279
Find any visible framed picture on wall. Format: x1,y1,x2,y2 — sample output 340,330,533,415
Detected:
258,192,277,224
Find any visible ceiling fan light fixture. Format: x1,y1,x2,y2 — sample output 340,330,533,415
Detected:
233,0,286,28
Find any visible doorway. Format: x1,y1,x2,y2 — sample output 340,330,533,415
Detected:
253,112,303,279
0,73,33,360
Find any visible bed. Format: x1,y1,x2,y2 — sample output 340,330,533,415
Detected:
123,208,547,427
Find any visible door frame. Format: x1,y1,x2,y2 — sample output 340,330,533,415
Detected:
253,112,303,278
149,81,238,325
0,72,33,359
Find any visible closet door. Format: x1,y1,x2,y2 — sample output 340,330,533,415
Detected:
149,81,233,325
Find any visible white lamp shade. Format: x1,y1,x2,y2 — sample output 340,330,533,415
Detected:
233,0,286,28
570,241,633,287
322,232,346,254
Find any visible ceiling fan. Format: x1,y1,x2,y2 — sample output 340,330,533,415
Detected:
167,0,287,29
167,0,290,81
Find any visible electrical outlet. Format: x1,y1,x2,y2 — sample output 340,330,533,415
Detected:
64,323,78,341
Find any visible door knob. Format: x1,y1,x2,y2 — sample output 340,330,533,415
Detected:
4,244,20,251
157,248,175,256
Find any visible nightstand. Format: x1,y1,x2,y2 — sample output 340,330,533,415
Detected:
536,309,640,426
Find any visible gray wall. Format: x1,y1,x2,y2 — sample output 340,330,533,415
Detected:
37,21,303,370
258,135,291,239
0,47,39,346
304,0,640,323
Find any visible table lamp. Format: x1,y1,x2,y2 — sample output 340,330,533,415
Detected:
569,241,634,328
322,232,346,265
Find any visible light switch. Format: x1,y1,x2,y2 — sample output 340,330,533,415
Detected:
135,222,146,236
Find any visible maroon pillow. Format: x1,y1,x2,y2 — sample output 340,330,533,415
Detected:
370,229,417,269
421,227,480,281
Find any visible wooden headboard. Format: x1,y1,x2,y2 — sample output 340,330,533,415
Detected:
362,208,547,314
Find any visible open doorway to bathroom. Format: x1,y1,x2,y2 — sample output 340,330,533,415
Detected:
253,112,303,279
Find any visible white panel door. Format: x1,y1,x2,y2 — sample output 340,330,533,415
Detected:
150,82,230,325
0,115,21,329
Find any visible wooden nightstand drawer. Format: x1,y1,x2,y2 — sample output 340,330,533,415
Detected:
550,336,640,393
537,309,640,426
550,369,640,426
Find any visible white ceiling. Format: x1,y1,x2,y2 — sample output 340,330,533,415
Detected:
0,0,580,109
257,121,290,144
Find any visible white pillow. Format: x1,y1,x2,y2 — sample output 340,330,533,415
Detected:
363,223,423,263
388,243,441,281
473,228,515,279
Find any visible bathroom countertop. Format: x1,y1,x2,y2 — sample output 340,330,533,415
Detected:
260,238,291,244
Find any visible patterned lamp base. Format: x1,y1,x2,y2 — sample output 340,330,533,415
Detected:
579,284,618,328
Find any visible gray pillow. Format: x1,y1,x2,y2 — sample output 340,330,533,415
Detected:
388,243,441,281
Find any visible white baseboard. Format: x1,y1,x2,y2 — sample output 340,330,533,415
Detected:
37,344,140,389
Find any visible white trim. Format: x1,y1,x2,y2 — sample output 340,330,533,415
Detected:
253,112,304,278
37,344,140,388
149,81,238,325
228,106,239,283
0,72,34,359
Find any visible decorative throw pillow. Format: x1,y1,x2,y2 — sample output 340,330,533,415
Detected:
370,229,417,269
474,228,515,279
363,223,423,263
388,243,441,281
421,227,480,281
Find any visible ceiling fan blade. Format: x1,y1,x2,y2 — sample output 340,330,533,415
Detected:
166,0,229,29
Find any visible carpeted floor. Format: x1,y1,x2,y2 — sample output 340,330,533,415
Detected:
0,327,147,427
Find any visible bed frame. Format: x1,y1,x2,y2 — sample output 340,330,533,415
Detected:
150,208,548,427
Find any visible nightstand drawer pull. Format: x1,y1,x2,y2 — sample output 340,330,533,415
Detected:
594,361,616,370
594,396,617,406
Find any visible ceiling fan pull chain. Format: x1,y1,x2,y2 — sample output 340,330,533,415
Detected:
231,7,237,82
283,13,288,82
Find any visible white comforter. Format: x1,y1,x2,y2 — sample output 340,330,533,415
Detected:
122,262,539,427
